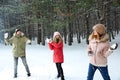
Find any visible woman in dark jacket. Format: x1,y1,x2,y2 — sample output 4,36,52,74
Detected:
47,31,65,80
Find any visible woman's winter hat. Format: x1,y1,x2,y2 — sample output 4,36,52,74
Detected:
93,24,106,35
15,29,21,33
53,31,60,37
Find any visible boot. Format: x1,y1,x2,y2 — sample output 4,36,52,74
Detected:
27,73,31,77
61,76,65,80
57,74,60,78
14,74,17,78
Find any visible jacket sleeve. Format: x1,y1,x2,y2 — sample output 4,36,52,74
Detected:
5,36,14,45
87,45,91,52
103,41,113,57
87,41,92,52
25,37,31,44
48,43,54,50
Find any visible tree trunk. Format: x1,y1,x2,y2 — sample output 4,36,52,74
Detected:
105,0,113,41
76,18,81,43
41,22,45,45
63,26,67,44
68,22,72,45
85,14,90,44
96,0,105,23
37,24,41,44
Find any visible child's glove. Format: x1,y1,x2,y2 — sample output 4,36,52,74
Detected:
4,33,8,39
88,51,93,56
27,40,32,45
46,38,51,43
110,43,118,50
46,38,49,43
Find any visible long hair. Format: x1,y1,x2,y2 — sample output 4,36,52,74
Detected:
52,35,63,43
90,32,100,40
88,32,109,42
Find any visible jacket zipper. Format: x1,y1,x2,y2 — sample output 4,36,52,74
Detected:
94,41,98,64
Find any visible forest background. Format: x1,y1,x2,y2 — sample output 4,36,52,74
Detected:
0,0,120,45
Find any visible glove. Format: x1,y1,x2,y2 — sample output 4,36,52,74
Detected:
88,51,93,56
4,33,8,39
27,40,32,45
46,38,51,43
110,43,118,50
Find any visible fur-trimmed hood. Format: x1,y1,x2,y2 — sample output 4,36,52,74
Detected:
92,24,106,35
13,32,24,37
88,33,109,42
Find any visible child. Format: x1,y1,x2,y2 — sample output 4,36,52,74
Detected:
47,31,65,80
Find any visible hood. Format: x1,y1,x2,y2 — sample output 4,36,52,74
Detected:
93,24,106,35
13,32,24,37
89,33,109,42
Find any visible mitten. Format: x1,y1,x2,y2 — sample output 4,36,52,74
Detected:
4,33,8,39
46,38,50,43
27,40,32,45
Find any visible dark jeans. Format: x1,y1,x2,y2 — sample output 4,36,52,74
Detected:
56,63,64,78
87,63,111,80
14,56,30,75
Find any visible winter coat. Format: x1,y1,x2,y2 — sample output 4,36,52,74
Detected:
5,33,30,57
87,34,113,66
48,41,64,63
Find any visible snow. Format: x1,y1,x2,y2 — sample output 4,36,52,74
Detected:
0,34,120,80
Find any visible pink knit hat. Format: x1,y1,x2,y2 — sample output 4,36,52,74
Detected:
53,31,60,37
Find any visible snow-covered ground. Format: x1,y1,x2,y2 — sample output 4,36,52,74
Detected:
0,34,120,80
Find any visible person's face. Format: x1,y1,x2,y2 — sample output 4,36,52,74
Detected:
93,30,100,39
55,35,60,39
16,31,21,35
93,30,98,35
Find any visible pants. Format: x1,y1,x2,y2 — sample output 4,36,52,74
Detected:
87,63,111,80
56,63,64,78
14,56,30,75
